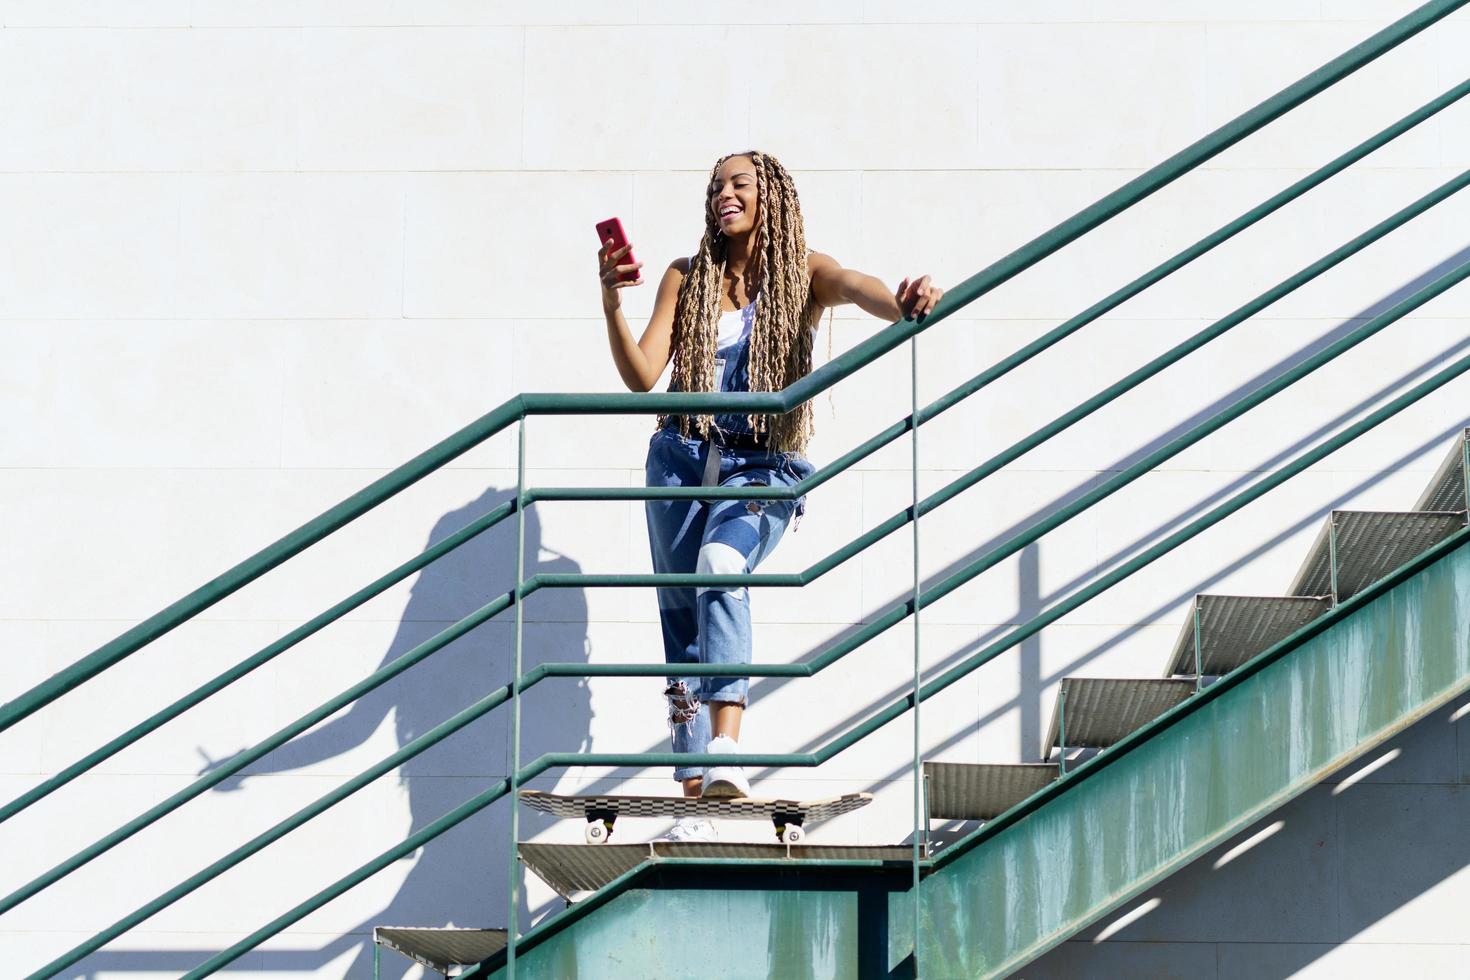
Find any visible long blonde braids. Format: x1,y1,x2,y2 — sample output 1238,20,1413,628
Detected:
660,150,826,455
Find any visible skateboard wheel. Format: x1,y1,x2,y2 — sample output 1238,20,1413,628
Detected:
584,821,609,845
782,825,804,845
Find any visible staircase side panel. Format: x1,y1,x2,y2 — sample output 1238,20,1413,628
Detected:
920,539,1470,979
482,880,882,979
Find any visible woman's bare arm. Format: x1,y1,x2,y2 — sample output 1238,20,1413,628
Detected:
599,240,685,392
808,251,943,322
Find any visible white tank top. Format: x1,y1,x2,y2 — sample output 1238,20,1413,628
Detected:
716,301,756,351
689,250,814,351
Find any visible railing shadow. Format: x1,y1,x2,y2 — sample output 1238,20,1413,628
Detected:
54,239,1470,975
64,486,591,978
739,243,1470,781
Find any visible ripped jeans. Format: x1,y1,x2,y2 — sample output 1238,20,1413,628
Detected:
644,424,814,782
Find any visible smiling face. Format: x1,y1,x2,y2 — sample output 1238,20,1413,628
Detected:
708,155,759,237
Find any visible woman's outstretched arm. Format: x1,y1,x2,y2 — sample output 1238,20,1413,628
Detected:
808,251,943,323
599,237,684,392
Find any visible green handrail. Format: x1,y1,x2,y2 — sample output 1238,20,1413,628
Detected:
8,74,1465,832
29,253,1470,980
3,0,1460,739
187,266,1470,980
469,403,1470,979
13,161,1465,926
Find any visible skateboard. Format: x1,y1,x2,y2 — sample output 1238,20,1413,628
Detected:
518,789,873,844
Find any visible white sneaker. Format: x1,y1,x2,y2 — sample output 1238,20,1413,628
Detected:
701,734,751,799
658,816,718,842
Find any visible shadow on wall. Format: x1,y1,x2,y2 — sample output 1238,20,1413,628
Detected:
66,486,591,979
1022,692,1470,979
57,245,1470,977
745,243,1470,785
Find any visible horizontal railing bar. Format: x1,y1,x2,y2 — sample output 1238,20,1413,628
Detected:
13,0,1457,742
538,662,810,677
20,167,1464,920
37,257,1470,980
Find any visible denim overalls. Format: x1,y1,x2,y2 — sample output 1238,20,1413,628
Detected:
644,298,816,782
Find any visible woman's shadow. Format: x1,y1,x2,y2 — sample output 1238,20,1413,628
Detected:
191,486,591,979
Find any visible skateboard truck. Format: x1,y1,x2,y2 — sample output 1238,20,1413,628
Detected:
584,807,617,844
520,789,871,846
772,811,804,844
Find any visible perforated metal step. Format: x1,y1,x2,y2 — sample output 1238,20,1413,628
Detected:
1042,678,1195,758
923,762,1058,821
1164,594,1332,677
1288,510,1466,602
1414,429,1469,513
373,927,507,974
518,842,914,900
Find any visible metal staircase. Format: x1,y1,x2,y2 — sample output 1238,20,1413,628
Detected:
423,433,1469,979
4,2,1469,978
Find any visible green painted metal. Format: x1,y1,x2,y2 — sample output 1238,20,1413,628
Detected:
917,531,1470,978
464,864,917,980
508,419,527,977
10,68,1467,840
4,0,1460,744
451,532,1470,980
26,241,1465,948
34,286,1469,980
908,337,924,960
22,254,1470,979
1057,689,1068,775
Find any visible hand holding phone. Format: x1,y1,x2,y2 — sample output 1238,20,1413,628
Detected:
596,217,644,301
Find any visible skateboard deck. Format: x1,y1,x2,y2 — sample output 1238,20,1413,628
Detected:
518,789,872,843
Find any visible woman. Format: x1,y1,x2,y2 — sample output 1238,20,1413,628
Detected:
598,150,943,841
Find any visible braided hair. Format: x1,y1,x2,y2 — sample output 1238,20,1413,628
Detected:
660,150,826,455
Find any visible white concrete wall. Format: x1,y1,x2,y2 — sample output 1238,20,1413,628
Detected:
0,1,1467,976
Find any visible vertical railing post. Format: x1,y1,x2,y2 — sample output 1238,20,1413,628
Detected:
1058,688,1068,776
507,418,527,977
909,335,924,966
1460,432,1468,513
1328,515,1341,605
1192,602,1204,693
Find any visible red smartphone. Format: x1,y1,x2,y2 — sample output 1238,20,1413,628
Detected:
595,217,640,284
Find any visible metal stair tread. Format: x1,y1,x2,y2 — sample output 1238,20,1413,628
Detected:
1288,510,1466,601
923,762,1059,821
518,842,914,900
373,926,508,972
1413,429,1468,512
1043,677,1196,756
1164,594,1332,677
